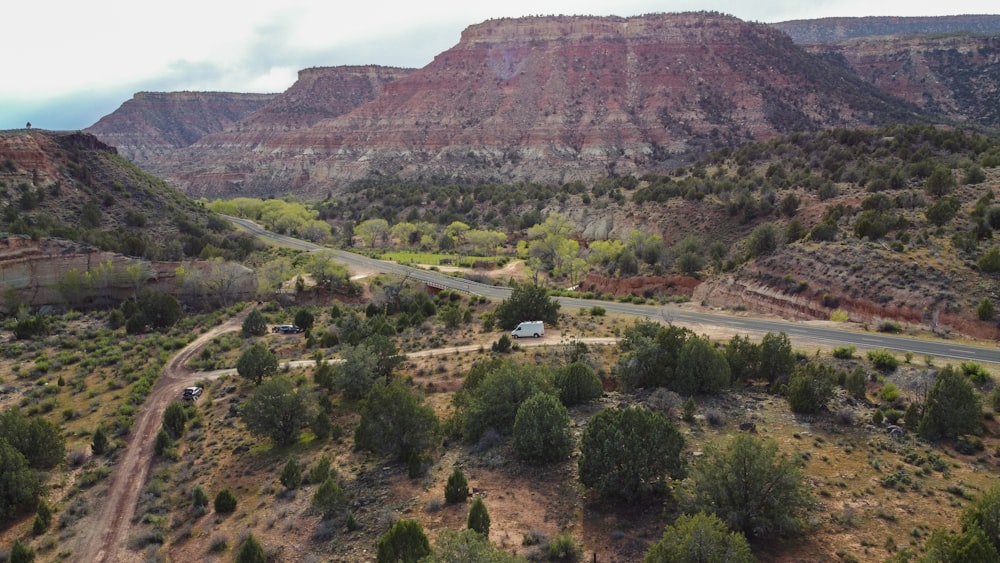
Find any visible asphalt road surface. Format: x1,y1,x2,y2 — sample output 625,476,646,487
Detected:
226,215,1000,365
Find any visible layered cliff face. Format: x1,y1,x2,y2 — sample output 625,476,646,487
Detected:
85,91,277,164
804,35,1000,129
772,14,1000,44
158,13,923,199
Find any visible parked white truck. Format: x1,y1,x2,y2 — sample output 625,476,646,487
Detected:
511,320,544,338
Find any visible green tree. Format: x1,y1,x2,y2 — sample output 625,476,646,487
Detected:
920,365,982,441
242,309,268,337
675,336,731,395
786,363,836,414
354,380,440,460
355,218,390,248
979,247,1000,273
280,458,302,490
512,393,573,464
91,424,109,455
692,433,811,539
424,529,524,562
135,289,183,331
493,283,560,330
616,322,692,391
845,367,867,400
241,375,314,446
312,410,331,441
312,476,347,518
294,309,315,332
578,407,685,501
553,362,603,406
746,222,779,258
445,467,469,504
724,334,760,383
192,484,209,512
644,512,755,563
920,525,998,562
236,342,279,385
376,519,431,563
758,332,794,384
468,496,491,536
234,533,267,563
163,401,187,439
460,362,552,440
32,498,52,535
9,538,35,563
978,299,996,321
0,408,66,469
214,488,237,513
924,165,956,197
308,455,332,485
961,485,1000,555
12,315,49,340
335,344,379,400
154,429,172,456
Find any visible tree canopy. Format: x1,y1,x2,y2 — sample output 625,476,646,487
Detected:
236,342,279,385
241,376,314,446
354,379,440,460
493,283,560,330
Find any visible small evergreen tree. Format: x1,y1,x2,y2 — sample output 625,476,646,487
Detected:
786,363,836,414
978,299,995,321
312,410,331,441
236,342,279,385
153,429,172,456
512,393,573,463
312,476,347,518
467,496,491,536
294,309,315,332
242,309,268,337
844,367,867,400
91,424,109,455
644,512,754,563
32,498,52,535
280,458,302,490
960,484,1000,555
493,283,560,330
234,533,267,563
192,484,209,512
919,365,982,440
553,362,603,406
759,332,795,384
376,519,431,563
9,538,35,563
445,467,469,504
162,401,187,439
308,455,331,485
214,488,237,513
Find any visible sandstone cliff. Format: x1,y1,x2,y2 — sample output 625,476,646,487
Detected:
85,91,277,164
772,14,1000,44
155,13,923,199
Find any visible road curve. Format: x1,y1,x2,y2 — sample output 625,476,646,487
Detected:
226,215,1000,365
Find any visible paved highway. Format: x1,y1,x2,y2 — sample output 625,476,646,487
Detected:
226,215,1000,365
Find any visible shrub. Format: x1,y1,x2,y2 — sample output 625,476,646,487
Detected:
9,539,35,563
512,393,573,463
644,512,754,563
961,485,1000,555
192,485,209,512
467,496,490,536
920,365,982,440
578,407,685,501
832,346,855,359
493,283,560,330
554,362,603,406
235,533,267,563
880,383,901,403
877,321,903,334
978,247,1000,273
354,379,440,460
547,533,583,562
675,336,731,395
978,299,996,321
153,429,172,456
867,349,899,372
308,455,331,485
692,433,811,539
242,375,314,446
312,476,347,518
376,519,431,563
491,334,512,353
32,498,52,535
445,467,469,504
241,309,268,337
214,488,237,514
91,424,109,455
961,361,992,384
786,363,836,414
280,458,302,490
162,401,187,439
759,332,795,384
460,361,552,440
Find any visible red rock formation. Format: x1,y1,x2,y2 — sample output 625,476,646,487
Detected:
85,91,277,164
153,13,923,199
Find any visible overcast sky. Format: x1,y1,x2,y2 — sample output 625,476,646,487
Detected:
2,0,997,131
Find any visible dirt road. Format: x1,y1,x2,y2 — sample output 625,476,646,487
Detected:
75,314,247,563
72,316,612,562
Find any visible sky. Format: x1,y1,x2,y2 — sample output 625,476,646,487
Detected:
2,0,997,131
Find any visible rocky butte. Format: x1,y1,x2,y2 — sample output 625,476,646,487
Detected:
136,12,924,200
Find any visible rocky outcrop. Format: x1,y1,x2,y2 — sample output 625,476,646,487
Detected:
772,15,1000,44
146,13,926,199
85,91,277,164
0,237,257,311
803,34,1000,129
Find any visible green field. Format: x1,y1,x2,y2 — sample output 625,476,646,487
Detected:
379,251,505,268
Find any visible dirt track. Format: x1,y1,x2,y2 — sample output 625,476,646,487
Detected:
71,315,612,562
74,314,247,563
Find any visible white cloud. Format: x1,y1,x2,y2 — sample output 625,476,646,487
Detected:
2,0,997,129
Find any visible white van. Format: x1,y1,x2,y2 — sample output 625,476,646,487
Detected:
511,320,544,339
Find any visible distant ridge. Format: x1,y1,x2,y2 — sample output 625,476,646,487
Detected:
772,14,1000,43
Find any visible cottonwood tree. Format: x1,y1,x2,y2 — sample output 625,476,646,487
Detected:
355,218,390,248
